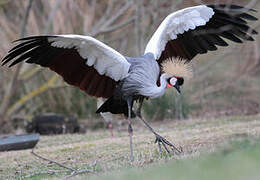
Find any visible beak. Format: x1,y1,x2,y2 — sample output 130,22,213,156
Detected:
173,85,181,94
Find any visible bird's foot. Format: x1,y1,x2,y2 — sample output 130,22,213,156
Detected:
154,134,182,155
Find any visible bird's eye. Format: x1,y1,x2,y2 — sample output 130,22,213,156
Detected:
169,77,177,86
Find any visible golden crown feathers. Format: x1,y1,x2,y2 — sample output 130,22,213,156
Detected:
161,58,193,79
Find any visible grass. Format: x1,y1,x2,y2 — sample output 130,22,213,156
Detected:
89,140,260,180
0,114,260,180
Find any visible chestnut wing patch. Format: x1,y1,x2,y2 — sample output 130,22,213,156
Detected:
48,50,116,98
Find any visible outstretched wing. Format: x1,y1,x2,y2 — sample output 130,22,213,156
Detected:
2,35,130,98
144,4,258,64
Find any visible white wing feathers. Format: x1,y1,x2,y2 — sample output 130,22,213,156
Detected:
144,5,215,59
48,35,130,81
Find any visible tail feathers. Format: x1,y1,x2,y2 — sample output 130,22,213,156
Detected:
96,96,136,118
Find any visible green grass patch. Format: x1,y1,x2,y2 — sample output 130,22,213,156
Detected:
88,139,260,180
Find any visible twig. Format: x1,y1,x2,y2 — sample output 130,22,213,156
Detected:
63,160,96,180
64,169,95,180
31,149,96,179
23,170,66,179
31,149,76,171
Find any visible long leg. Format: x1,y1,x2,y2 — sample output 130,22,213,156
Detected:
109,123,113,137
136,97,181,154
126,97,134,162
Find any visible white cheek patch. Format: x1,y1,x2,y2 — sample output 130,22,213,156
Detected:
170,77,177,86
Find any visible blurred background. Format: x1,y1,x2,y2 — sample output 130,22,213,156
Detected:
0,0,259,134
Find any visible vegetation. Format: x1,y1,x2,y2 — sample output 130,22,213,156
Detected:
0,115,259,179
143,91,192,120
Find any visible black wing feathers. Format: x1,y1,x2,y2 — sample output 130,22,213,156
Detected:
2,36,57,67
158,4,258,64
1,35,117,98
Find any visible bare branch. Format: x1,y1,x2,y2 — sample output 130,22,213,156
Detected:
22,170,66,179
135,0,142,55
31,149,96,180
92,0,134,37
31,149,76,171
43,0,62,34
102,0,133,28
91,0,115,34
20,0,33,37
100,17,135,34
0,0,34,128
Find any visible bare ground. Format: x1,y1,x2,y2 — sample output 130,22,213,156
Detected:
0,115,260,179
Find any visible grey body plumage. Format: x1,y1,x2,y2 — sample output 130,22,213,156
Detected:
96,53,168,120
120,54,162,99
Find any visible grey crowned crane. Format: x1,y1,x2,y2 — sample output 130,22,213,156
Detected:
2,4,258,161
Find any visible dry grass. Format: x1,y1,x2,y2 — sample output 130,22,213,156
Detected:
0,115,260,179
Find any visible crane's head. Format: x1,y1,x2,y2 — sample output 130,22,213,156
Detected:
162,58,193,94
167,76,184,94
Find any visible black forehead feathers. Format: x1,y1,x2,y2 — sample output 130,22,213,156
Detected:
167,78,171,84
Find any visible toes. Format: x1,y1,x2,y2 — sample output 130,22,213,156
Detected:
154,135,181,155
161,142,170,154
